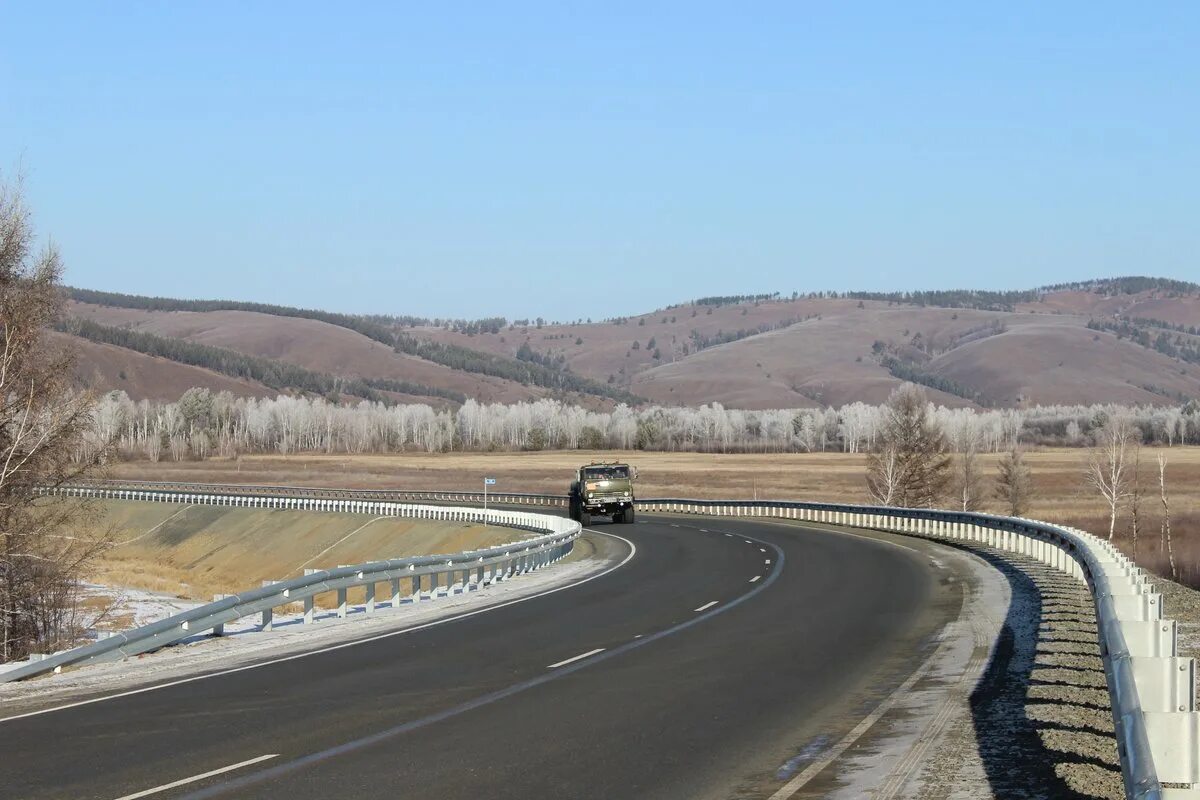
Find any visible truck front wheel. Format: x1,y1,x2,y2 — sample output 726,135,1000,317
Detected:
622,505,636,524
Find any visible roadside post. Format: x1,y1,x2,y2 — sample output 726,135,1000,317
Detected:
484,477,496,525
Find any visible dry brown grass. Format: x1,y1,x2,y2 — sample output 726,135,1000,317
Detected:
108,447,1200,586
86,500,522,605
420,295,1200,408
69,302,542,405
56,331,274,402
71,288,1200,410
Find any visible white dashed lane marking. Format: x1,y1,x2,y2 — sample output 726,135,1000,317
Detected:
112,754,280,800
694,600,719,612
547,648,606,669
749,576,761,583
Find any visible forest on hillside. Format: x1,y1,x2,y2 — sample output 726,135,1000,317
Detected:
60,318,466,403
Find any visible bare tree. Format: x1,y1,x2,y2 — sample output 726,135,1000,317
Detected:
867,442,902,505
866,384,950,508
1128,442,1142,560
1,175,111,662
995,447,1034,517
952,436,987,512
1158,453,1177,581
1085,413,1138,540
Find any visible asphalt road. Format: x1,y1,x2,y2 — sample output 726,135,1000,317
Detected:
0,514,959,800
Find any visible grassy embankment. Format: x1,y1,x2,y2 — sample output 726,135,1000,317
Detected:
84,500,520,621
105,447,1200,587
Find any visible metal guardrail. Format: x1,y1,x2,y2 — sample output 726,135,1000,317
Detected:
2,487,579,684
59,478,570,508
15,481,1196,796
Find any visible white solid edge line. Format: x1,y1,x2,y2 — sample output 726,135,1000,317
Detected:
749,576,761,583
547,647,606,669
753,517,923,554
112,754,279,800
767,630,949,799
693,600,719,612
1,530,638,724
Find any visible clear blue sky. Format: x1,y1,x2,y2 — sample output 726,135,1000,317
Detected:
2,3,1197,319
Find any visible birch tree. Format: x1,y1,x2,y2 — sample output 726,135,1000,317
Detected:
1085,413,1138,540
1158,453,1176,581
1,176,111,662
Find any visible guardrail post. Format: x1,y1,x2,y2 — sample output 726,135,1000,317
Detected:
430,571,441,598
304,596,314,624
390,578,401,607
260,607,273,632
337,588,348,618
365,581,376,614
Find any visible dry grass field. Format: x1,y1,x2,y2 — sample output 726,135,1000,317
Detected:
106,447,1200,586
86,500,515,609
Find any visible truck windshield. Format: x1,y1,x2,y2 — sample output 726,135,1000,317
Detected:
584,466,629,480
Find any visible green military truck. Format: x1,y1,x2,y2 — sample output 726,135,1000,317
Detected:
568,462,637,526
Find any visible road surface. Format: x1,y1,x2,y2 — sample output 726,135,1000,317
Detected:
0,514,961,799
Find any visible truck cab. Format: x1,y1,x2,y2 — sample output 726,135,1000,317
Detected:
569,462,637,526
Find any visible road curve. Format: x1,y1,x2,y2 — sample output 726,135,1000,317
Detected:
0,514,960,800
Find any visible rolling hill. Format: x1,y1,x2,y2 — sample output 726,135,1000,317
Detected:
58,277,1200,409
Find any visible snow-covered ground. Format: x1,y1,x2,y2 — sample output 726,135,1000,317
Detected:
80,583,208,632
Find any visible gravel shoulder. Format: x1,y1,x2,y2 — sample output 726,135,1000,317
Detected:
799,529,1168,800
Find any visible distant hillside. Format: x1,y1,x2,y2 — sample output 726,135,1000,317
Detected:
59,318,467,405
59,277,1200,408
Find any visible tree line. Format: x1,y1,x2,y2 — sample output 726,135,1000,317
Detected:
1087,318,1200,365
81,387,1200,467
877,354,990,406
392,333,641,404
59,317,466,403
69,287,512,343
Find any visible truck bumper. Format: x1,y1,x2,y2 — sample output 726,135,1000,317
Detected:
584,500,633,515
